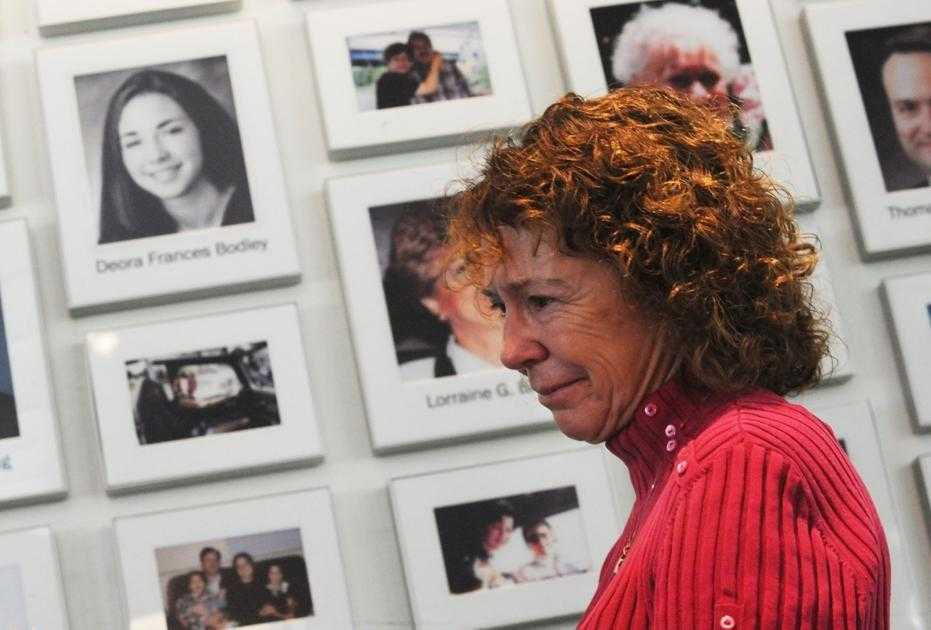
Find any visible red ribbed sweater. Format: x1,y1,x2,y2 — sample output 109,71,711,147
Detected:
579,380,891,629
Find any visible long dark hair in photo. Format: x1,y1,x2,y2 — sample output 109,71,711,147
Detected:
98,69,253,244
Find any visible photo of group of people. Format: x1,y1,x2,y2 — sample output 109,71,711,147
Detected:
348,22,491,111
155,529,313,629
125,341,278,445
74,55,255,245
434,486,591,595
590,0,772,152
0,298,18,441
369,196,503,382
847,21,931,193
0,564,28,630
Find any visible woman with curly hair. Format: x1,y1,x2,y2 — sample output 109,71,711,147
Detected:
446,87,890,628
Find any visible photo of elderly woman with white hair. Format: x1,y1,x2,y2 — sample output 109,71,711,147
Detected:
590,0,772,152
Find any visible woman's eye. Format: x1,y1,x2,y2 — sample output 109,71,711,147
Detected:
487,297,505,313
166,124,185,135
527,295,553,310
121,139,140,150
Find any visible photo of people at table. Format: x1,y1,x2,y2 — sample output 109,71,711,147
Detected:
156,528,313,629
348,21,491,111
125,341,279,445
0,299,19,441
590,0,772,152
369,197,504,382
434,486,592,595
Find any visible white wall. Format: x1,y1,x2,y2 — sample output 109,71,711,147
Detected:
0,0,927,628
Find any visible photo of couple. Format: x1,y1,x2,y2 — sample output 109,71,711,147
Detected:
348,21,491,111
125,341,279,445
434,486,592,595
369,197,504,382
156,529,313,629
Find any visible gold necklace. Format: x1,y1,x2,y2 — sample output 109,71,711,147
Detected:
612,474,663,575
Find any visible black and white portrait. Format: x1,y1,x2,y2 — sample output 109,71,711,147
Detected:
434,486,592,595
847,22,931,193
125,341,278,445
369,197,503,382
590,0,772,152
0,298,18,441
155,528,313,629
75,56,255,245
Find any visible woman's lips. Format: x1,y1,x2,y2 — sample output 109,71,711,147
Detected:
536,377,586,408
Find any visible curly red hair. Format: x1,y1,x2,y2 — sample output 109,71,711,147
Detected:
447,87,831,395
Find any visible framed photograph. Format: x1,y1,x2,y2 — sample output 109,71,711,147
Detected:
548,0,820,209
36,20,300,315
0,526,70,628
305,0,532,159
795,215,853,385
804,1,931,257
812,401,916,629
390,448,618,628
86,303,322,494
918,453,931,535
327,162,552,453
882,271,931,431
35,0,241,37
114,488,353,629
0,220,67,507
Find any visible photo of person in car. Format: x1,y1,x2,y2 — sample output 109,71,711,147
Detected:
126,341,279,445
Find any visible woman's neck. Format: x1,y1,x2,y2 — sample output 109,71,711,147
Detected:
161,179,230,230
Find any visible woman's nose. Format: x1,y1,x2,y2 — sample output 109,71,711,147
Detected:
499,311,547,371
146,136,170,161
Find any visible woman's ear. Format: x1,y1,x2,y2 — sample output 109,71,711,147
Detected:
420,295,445,320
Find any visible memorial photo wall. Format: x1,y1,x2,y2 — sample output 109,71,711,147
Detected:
36,19,300,314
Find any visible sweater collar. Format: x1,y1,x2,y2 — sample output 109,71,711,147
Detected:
605,378,731,498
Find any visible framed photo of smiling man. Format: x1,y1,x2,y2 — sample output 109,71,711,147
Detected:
36,20,299,315
327,162,553,453
805,1,931,258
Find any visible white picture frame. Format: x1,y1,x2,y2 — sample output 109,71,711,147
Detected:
0,526,70,628
0,125,9,208
881,271,931,431
548,0,820,209
36,20,300,315
811,401,917,629
35,0,241,37
114,488,353,630
796,214,853,385
0,219,67,507
326,162,553,453
804,1,931,258
86,303,323,494
918,453,931,534
390,448,618,628
305,0,532,160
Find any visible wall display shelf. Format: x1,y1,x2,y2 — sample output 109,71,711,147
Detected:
86,304,323,494
882,271,931,431
305,0,532,159
35,0,241,37
805,1,931,258
813,401,919,628
36,20,299,315
114,488,353,629
0,526,70,628
0,219,67,508
549,0,821,209
327,162,553,453
390,448,618,628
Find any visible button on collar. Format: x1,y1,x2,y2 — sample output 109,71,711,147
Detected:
665,439,677,452
676,460,688,474
643,402,658,417
719,615,735,629
664,424,676,437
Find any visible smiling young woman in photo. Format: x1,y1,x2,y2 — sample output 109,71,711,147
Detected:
98,68,254,244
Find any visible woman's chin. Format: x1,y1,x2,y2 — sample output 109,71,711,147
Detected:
552,409,603,443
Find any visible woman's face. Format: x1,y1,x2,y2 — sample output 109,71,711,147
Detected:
234,557,254,582
189,573,206,597
267,565,283,586
117,92,205,200
485,228,675,443
482,515,514,552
